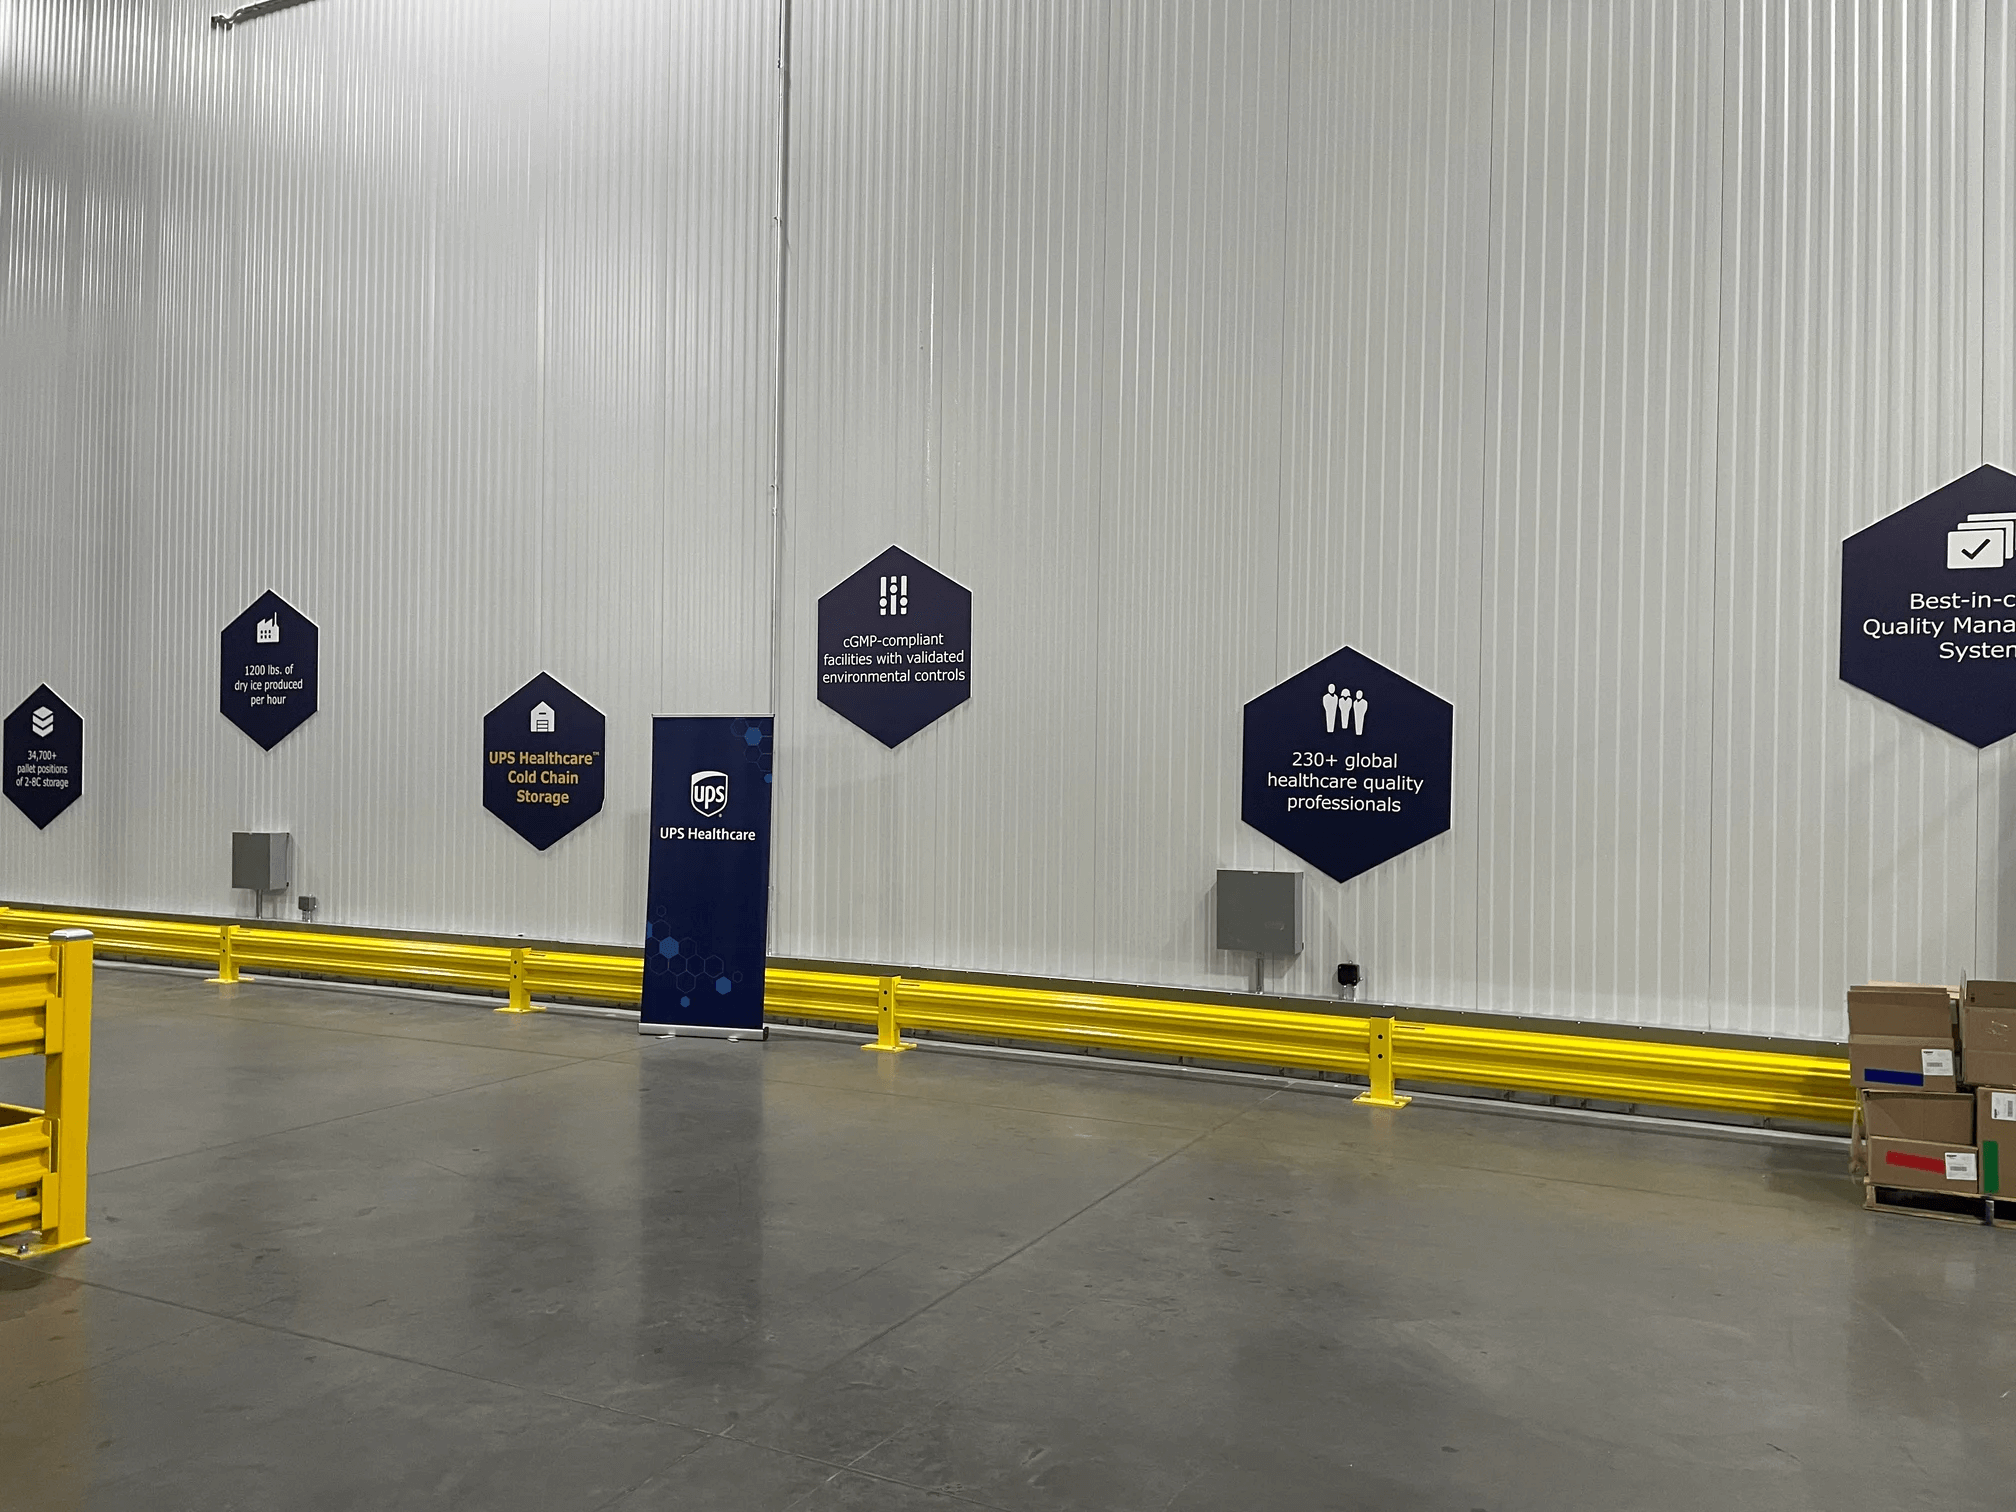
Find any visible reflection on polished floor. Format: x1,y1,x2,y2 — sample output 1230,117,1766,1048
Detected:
1,968,2010,1511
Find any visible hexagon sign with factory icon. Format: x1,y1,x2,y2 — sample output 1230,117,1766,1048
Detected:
220,590,319,749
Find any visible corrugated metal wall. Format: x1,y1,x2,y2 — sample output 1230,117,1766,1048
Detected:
6,0,2014,1039
0,0,781,944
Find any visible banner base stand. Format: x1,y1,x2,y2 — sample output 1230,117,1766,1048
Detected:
639,1023,768,1041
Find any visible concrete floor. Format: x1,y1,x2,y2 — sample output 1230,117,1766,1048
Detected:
0,970,2011,1511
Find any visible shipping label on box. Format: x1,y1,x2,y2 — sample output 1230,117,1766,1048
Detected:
1870,1136,1982,1195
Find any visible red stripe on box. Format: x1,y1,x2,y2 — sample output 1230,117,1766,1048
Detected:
1884,1150,1946,1174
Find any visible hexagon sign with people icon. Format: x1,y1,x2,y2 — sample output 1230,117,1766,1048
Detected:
1241,646,1454,884
1841,464,2016,746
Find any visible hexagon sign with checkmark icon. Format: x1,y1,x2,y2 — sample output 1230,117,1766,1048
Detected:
1841,464,2016,746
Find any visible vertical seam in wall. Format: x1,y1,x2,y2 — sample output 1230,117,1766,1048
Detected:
1473,0,1507,1015
770,0,793,720
535,2,553,667
1092,0,1116,979
1973,0,1988,979
1705,0,1731,1031
1271,3,1295,672
767,0,795,963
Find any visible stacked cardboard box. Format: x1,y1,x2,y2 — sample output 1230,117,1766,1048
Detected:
1851,984,1972,1196
1855,979,2016,1205
1964,980,2016,1200
1862,1088,1979,1194
1848,984,1958,1093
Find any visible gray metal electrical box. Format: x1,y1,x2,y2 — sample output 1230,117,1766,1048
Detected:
1215,869,1303,956
232,832,293,894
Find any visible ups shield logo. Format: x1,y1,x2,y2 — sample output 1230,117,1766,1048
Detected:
689,770,729,818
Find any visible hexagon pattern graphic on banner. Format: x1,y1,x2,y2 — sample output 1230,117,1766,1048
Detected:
4,685,84,829
1841,464,2016,747
817,546,972,747
483,673,606,850
1242,646,1454,884
220,590,319,749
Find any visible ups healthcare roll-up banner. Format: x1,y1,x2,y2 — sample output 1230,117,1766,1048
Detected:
641,716,775,1038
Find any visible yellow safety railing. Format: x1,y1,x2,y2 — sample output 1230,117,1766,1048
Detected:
0,906,1854,1125
0,929,94,1254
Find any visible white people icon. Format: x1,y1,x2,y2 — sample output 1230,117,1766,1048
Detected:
1322,683,1369,736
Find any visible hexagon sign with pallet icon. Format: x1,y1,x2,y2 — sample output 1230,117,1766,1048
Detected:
4,685,83,829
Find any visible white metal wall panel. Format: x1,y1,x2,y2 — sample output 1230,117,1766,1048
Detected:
772,0,979,975
10,0,2016,1040
1983,3,2016,993
1475,1,1727,1028
779,0,2016,1037
774,2,1497,996
0,0,125,917
1084,0,1296,994
1711,1,1985,1038
1,0,780,944
1272,3,1498,1014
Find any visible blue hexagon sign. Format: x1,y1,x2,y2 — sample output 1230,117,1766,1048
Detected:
1841,464,2016,746
482,673,606,850
4,685,83,829
1242,647,1453,884
220,590,318,749
817,547,971,746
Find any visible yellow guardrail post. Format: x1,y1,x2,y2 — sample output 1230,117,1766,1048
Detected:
34,929,92,1253
206,923,244,985
1354,1016,1412,1109
864,975,914,1053
497,948,542,1014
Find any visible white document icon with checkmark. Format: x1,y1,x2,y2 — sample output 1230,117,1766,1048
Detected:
1949,513,2016,569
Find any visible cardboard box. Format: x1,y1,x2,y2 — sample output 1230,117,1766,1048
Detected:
1976,1087,2016,1196
1960,1005,2016,1088
1869,1136,1981,1195
1965,1051,2016,1089
1861,1089,1974,1145
1850,1036,1960,1093
1847,985,1956,1041
1964,979,2016,1010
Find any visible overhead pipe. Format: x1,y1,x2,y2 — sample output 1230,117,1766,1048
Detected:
210,0,324,30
